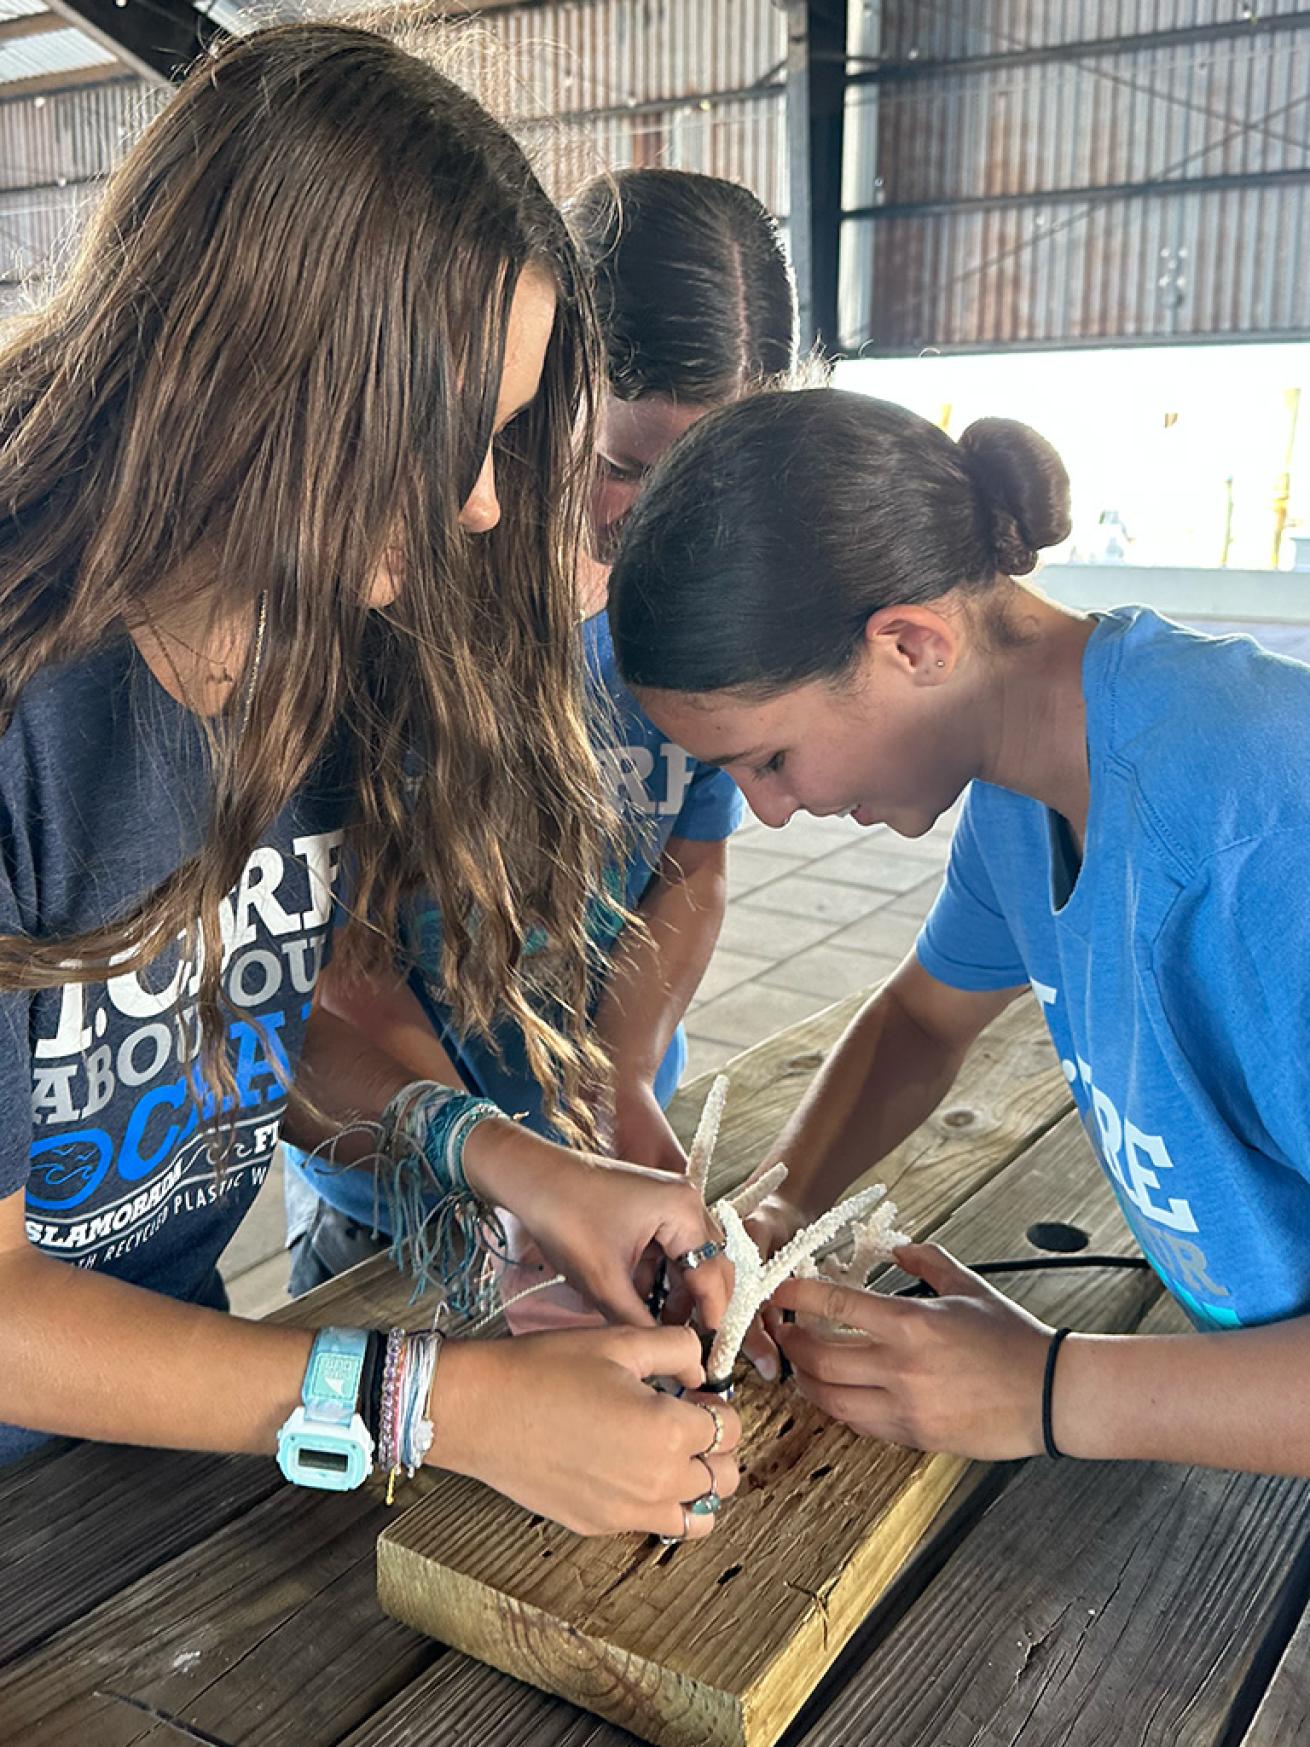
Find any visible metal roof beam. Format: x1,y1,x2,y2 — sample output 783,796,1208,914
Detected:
0,60,132,102
845,164,1310,223
42,0,227,86
0,14,72,45
849,9,1310,85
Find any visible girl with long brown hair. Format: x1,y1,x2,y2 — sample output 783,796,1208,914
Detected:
0,23,739,1538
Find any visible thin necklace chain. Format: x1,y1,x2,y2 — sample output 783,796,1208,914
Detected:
140,591,267,732
240,591,268,735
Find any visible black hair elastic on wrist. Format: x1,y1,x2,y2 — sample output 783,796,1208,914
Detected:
1042,1326,1072,1459
359,1329,386,1445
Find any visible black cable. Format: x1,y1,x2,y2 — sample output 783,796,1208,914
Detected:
891,1253,1152,1297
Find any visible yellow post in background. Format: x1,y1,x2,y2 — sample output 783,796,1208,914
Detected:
1271,387,1301,568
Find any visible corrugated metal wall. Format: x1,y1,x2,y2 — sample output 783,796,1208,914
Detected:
843,0,1310,350
0,0,785,310
0,77,161,312
462,0,787,207
1,0,1305,350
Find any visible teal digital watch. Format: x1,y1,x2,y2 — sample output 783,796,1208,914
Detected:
277,1326,374,1491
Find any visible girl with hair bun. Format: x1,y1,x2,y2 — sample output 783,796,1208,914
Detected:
610,385,1310,1478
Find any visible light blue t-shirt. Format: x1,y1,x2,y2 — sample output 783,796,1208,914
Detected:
290,610,742,1226
918,606,1310,1331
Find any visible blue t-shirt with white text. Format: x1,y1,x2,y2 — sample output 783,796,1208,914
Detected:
918,607,1310,1330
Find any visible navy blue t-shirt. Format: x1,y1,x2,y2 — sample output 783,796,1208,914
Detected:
1,637,349,1462
919,607,1310,1330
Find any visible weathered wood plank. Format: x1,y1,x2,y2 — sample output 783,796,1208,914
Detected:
0,1442,278,1671
336,1653,642,1747
790,1456,1310,1747
376,1107,1154,1747
1241,1585,1310,1745
0,1482,439,1747
351,1471,1011,1747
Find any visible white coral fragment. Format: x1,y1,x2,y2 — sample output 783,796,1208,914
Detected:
828,1200,911,1286
725,1160,789,1222
687,1073,729,1196
706,1184,900,1383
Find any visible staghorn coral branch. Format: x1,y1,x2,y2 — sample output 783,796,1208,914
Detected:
725,1161,789,1221
680,1068,906,1382
843,1204,910,1283
706,1184,898,1383
687,1074,729,1197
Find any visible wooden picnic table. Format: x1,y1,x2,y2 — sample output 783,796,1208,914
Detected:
3,989,1309,1747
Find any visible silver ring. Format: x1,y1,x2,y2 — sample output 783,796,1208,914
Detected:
693,1453,716,1490
676,1240,724,1271
688,1487,722,1518
696,1401,725,1456
658,1505,692,1546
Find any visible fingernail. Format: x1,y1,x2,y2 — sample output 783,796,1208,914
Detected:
753,1352,778,1382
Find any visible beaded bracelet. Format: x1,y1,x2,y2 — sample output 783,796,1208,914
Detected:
376,1326,445,1503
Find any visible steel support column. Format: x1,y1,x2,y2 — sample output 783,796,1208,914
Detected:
779,0,847,354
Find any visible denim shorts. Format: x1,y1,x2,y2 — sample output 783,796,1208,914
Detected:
286,1199,390,1298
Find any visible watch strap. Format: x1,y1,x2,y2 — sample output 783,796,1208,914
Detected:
302,1326,369,1428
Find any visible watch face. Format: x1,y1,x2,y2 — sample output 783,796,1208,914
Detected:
313,1351,359,1403
299,1447,353,1477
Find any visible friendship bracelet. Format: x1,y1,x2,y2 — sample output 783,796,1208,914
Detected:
377,1081,509,1312
397,1329,443,1474
1042,1326,1072,1460
377,1327,405,1489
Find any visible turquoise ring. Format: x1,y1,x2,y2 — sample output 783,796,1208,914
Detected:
677,1241,724,1271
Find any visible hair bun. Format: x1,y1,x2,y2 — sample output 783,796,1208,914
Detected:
957,417,1072,577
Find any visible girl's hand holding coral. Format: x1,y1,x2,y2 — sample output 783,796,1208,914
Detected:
468,1122,731,1331
771,1243,1054,1460
428,1325,742,1538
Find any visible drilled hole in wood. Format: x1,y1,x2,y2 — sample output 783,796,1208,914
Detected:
654,1543,678,1567
1026,1221,1090,1253
717,1564,743,1586
942,1107,976,1129
540,1548,554,1558
809,1464,833,1481
778,1416,795,1437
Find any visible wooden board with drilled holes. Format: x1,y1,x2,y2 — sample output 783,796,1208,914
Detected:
375,1002,1157,1747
